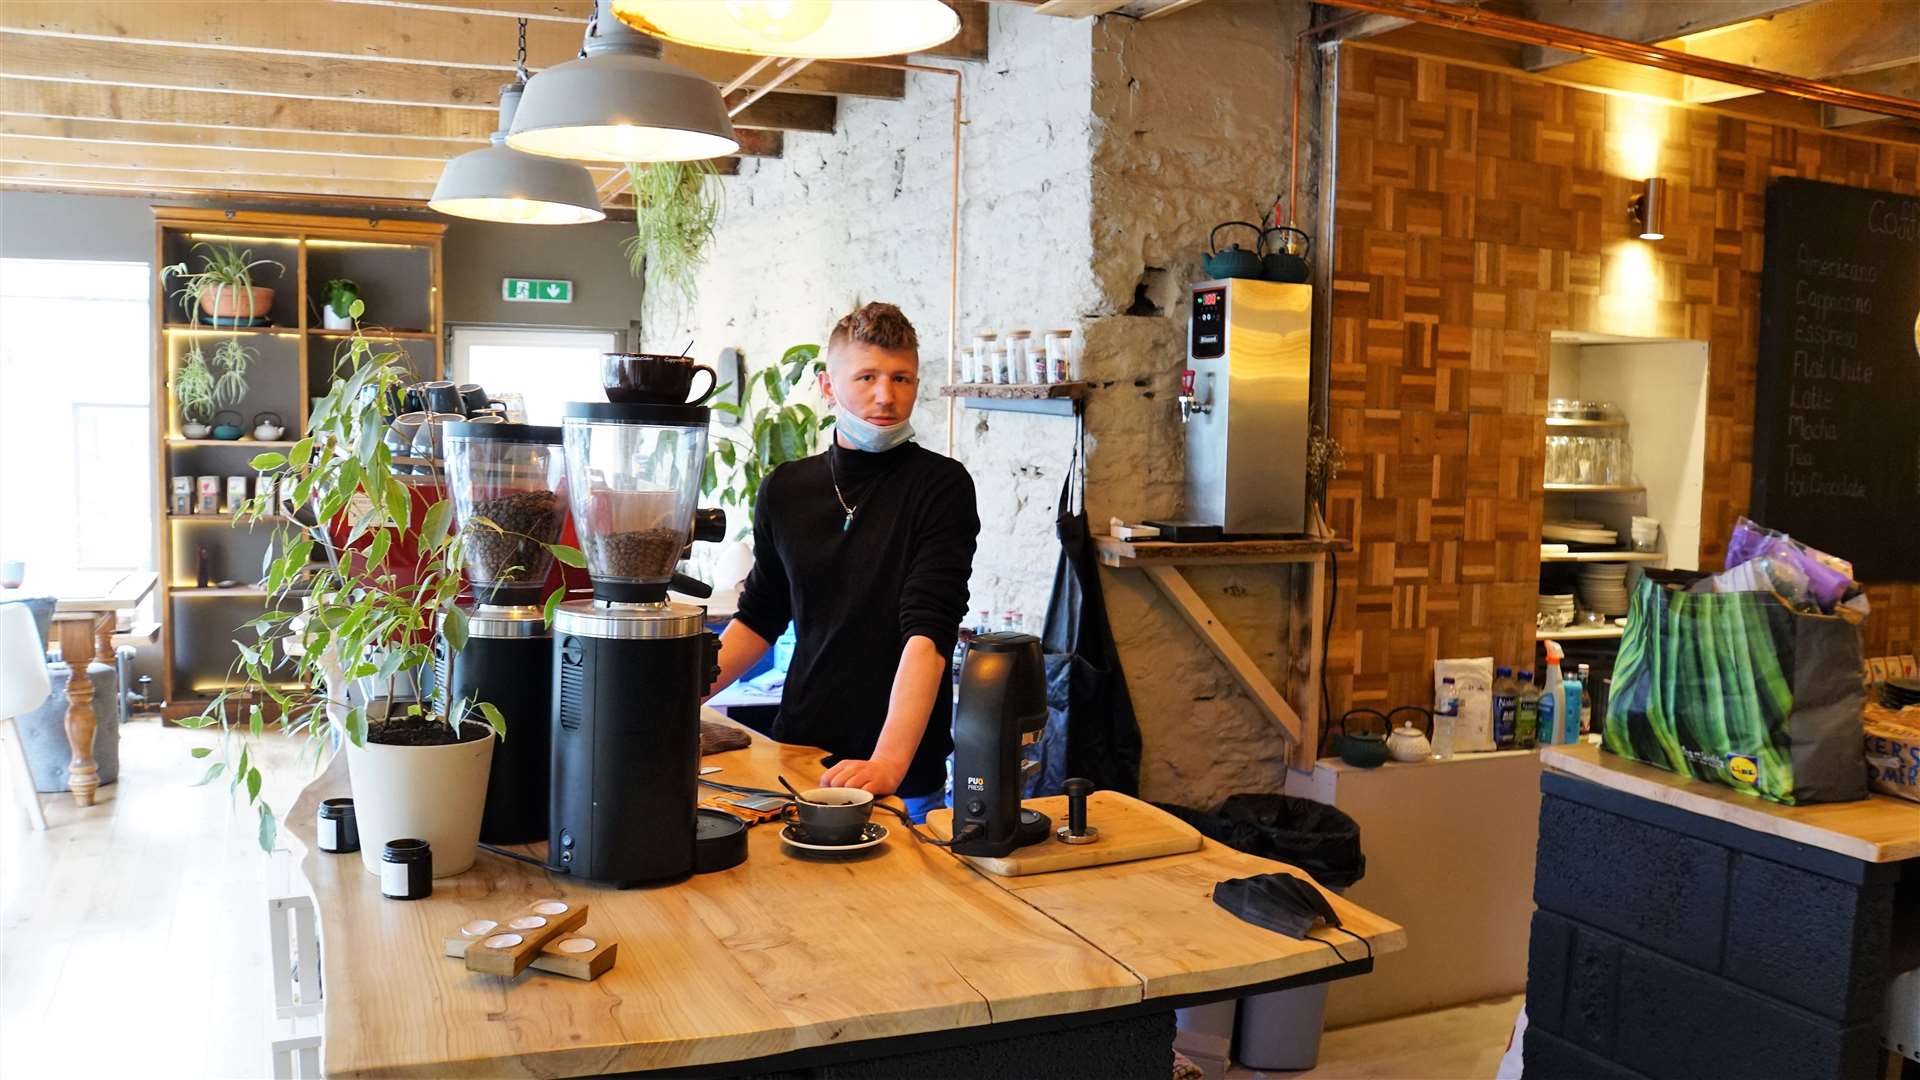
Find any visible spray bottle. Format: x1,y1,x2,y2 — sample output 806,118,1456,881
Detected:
1538,641,1567,747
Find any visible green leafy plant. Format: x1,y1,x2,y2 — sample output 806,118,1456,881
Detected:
323,279,360,319
703,344,834,538
162,243,280,429
162,242,283,322
624,160,722,312
209,336,254,409
175,348,219,425
180,298,583,851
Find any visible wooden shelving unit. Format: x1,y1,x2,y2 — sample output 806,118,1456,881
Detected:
1544,482,1646,494
151,207,444,717
1545,417,1629,429
1540,550,1665,563
1537,624,1625,641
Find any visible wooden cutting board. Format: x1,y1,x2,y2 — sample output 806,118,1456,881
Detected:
925,791,1202,876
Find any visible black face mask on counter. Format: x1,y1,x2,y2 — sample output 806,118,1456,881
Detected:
1212,873,1341,940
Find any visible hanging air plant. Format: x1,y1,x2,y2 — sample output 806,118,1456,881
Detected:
623,159,722,313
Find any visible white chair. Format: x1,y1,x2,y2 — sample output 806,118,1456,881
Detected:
0,603,51,829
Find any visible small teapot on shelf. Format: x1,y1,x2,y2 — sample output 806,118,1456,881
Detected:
181,417,211,440
1386,706,1434,763
1328,708,1391,768
211,410,245,441
1202,221,1266,280
252,411,285,441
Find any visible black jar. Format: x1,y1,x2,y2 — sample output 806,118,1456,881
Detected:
381,838,433,901
317,798,359,854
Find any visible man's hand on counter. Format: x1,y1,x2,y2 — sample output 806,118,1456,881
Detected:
820,754,909,796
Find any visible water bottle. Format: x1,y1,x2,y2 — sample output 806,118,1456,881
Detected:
1434,676,1460,760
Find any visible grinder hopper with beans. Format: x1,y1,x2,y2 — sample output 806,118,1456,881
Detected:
548,401,727,886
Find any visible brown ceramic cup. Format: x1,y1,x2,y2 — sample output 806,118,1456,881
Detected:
603,353,718,406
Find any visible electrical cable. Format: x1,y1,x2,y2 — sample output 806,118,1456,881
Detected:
479,841,568,874
1321,541,1339,754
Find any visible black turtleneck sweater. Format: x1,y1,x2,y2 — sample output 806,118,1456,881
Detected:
733,440,979,797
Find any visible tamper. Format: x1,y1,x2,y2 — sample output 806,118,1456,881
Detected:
1056,777,1100,845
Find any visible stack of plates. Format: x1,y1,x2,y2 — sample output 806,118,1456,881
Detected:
1543,519,1617,548
1579,563,1631,615
1538,593,1575,629
1885,677,1920,710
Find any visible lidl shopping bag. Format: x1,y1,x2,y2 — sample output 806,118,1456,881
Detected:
1603,575,1867,804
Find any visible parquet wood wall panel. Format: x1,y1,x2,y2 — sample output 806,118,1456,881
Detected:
1325,45,1919,717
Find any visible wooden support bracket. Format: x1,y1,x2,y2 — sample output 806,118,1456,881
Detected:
1142,565,1305,755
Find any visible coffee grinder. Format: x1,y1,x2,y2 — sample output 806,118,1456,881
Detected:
949,631,1054,857
551,402,726,886
438,422,567,844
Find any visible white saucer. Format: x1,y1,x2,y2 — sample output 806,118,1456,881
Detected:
780,823,888,854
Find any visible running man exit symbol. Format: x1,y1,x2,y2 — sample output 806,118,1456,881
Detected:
501,278,572,303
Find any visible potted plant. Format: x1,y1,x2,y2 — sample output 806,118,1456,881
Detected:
163,242,283,324
181,303,583,872
321,279,360,330
1305,427,1344,539
625,159,722,313
176,345,219,438
703,343,833,540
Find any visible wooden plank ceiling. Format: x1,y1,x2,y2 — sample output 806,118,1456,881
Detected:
0,0,988,208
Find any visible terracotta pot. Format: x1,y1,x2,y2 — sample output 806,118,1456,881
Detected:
198,285,275,319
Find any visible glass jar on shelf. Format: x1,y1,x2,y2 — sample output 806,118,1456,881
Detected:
1005,330,1033,385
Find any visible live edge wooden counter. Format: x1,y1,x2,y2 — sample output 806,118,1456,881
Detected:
289,718,1404,1078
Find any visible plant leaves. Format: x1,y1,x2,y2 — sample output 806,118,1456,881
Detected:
345,706,367,748
245,766,262,804
191,746,212,759
250,451,287,471
257,804,277,852
442,605,469,652
192,761,225,787
477,701,507,740
249,704,264,738
546,543,586,568
543,586,564,627
421,499,454,550
781,343,820,368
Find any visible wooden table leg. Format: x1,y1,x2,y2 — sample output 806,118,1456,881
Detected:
93,617,116,666
53,614,105,808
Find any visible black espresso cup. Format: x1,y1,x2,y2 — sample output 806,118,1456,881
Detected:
603,353,718,406
456,382,503,416
783,787,875,846
418,380,463,415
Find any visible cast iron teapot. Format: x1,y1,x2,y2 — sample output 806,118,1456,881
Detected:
211,410,245,441
1203,221,1265,280
1326,708,1390,768
1260,226,1313,283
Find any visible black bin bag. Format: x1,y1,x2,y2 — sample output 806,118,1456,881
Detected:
1158,794,1366,889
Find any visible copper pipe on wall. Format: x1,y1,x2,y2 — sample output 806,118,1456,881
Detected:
1310,0,1920,124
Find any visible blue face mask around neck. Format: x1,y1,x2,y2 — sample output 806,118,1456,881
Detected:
834,405,913,453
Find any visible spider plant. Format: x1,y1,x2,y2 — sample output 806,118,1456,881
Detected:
209,336,254,409
162,242,283,323
176,345,219,425
624,160,722,313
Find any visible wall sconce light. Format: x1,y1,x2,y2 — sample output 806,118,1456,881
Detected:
1629,178,1666,241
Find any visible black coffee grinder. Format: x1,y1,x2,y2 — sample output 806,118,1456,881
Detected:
550,402,726,886
950,631,1054,856
439,422,567,845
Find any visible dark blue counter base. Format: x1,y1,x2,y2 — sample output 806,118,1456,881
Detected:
1525,771,1910,1080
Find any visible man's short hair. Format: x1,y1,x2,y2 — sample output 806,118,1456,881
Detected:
827,302,919,356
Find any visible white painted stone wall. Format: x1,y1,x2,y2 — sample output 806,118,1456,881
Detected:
654,1,1318,810
645,3,1095,627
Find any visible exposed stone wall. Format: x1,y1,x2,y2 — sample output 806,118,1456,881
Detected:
645,3,1095,624
1083,1,1318,806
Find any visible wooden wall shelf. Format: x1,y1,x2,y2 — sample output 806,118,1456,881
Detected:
1545,417,1629,429
1540,550,1664,563
940,381,1087,416
167,438,296,448
1544,483,1645,494
1095,534,1348,568
1537,624,1625,641
309,327,436,341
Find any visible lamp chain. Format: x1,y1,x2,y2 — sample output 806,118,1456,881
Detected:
515,17,529,84
579,1,597,59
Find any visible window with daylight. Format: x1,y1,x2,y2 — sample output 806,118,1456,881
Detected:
0,258,154,582
450,325,623,426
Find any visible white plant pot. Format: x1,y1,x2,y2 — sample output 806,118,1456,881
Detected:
321,306,354,330
343,730,494,878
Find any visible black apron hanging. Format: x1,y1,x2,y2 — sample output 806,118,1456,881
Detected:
1034,418,1143,797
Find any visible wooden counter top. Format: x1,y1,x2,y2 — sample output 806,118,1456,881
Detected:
291,718,1403,1077
1541,742,1920,863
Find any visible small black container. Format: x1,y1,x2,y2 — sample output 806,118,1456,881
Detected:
317,798,359,854
380,838,433,901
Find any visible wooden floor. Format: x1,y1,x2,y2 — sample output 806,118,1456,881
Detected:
1,720,1518,1080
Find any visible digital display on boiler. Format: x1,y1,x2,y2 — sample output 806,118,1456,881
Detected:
1190,286,1226,360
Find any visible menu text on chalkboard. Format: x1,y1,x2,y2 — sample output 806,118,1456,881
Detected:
1753,178,1920,582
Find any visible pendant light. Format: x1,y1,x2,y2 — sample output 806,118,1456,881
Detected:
612,0,961,60
431,21,606,225
507,0,738,164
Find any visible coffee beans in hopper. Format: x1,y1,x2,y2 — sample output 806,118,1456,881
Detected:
466,490,563,584
596,527,684,580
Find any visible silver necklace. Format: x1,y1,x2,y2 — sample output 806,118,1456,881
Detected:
827,452,855,532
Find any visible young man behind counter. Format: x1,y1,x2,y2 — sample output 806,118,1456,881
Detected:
705,302,979,821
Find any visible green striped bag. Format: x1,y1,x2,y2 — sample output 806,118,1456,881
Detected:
1603,575,1868,805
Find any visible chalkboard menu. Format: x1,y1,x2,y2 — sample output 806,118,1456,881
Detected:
1753,178,1920,582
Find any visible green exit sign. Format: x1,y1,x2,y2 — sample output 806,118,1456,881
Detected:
502,277,572,303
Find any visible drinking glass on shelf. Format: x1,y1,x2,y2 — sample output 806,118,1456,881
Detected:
1546,436,1569,483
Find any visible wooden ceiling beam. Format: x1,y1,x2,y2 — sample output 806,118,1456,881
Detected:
1672,0,1919,103
1519,0,1818,71
0,162,438,200
0,137,451,183
327,0,991,61
0,2,905,100
1820,64,1920,128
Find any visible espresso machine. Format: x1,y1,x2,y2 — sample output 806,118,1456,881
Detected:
949,632,1054,857
438,422,567,844
551,401,726,886
1163,278,1313,536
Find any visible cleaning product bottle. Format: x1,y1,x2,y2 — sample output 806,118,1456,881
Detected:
1434,677,1460,760
1577,663,1593,733
1539,641,1566,747
1515,670,1539,749
1563,672,1584,744
1492,666,1517,750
